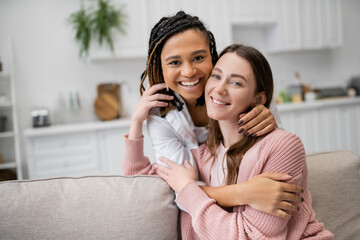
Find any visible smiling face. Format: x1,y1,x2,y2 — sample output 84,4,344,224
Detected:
205,52,265,122
160,29,213,105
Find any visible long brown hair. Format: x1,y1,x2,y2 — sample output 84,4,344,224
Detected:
206,44,273,185
140,11,218,116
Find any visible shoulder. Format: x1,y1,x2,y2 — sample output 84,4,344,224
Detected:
254,129,305,162
250,129,306,177
261,128,303,150
147,113,173,133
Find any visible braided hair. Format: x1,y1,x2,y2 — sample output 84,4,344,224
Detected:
140,11,218,116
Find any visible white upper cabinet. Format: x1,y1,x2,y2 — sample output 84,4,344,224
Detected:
90,0,343,60
90,0,149,60
299,0,322,49
229,0,277,25
265,0,301,52
266,0,342,53
321,0,342,48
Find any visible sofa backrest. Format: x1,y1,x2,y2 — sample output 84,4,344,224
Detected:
307,150,360,239
0,175,178,240
1,150,359,240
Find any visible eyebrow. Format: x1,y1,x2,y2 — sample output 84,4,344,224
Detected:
164,49,208,62
213,67,248,82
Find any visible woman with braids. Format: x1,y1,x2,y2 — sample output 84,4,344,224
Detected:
136,11,281,169
154,44,333,239
125,11,304,220
125,11,304,217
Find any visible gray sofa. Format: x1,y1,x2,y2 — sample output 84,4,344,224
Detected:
1,150,359,240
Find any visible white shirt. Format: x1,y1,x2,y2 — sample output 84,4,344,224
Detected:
147,93,207,167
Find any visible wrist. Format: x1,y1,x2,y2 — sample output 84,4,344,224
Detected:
130,116,145,125
128,121,143,139
235,182,249,206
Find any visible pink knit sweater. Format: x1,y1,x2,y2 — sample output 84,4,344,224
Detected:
122,129,333,239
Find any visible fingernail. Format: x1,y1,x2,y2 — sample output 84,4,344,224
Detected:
237,120,243,125
301,198,304,202
238,128,244,133
287,172,294,176
251,133,257,137
243,131,249,136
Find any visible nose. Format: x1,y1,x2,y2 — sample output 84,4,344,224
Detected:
214,80,227,95
181,62,197,77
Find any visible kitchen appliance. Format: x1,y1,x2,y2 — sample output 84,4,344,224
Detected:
0,116,7,132
348,76,360,96
313,87,348,99
31,108,51,127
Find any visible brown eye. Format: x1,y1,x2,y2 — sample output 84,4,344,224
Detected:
169,61,180,66
194,56,204,61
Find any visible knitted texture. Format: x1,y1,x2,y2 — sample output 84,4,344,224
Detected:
176,129,333,239
122,135,157,176
122,129,333,239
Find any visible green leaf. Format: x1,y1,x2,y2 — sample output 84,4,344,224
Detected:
68,0,127,59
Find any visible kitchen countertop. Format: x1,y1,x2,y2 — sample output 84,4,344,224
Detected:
24,97,360,137
277,96,360,112
23,118,132,137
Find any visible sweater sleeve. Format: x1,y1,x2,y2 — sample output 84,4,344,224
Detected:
122,134,157,176
175,131,307,240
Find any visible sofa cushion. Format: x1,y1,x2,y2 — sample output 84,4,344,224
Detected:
307,150,360,240
0,175,178,240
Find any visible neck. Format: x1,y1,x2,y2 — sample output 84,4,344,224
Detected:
184,98,198,108
218,120,244,148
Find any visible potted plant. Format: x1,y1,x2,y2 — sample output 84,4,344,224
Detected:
68,0,127,59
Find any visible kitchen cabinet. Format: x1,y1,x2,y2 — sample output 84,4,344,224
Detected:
25,131,103,179
0,38,22,179
228,0,277,25
321,0,342,48
89,0,343,60
24,119,155,179
278,97,360,155
266,0,342,53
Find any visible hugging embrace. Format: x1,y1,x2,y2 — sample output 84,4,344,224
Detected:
122,11,332,240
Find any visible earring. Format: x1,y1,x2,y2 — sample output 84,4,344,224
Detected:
166,85,169,92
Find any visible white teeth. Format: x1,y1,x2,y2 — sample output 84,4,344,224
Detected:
213,98,226,105
180,79,200,86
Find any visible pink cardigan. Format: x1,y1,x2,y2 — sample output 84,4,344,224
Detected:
122,129,333,239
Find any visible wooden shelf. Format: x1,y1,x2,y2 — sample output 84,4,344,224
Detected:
0,100,12,108
0,72,10,78
0,131,14,138
0,162,17,170
89,49,147,62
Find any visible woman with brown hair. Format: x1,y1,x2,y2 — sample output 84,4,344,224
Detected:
155,44,333,239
